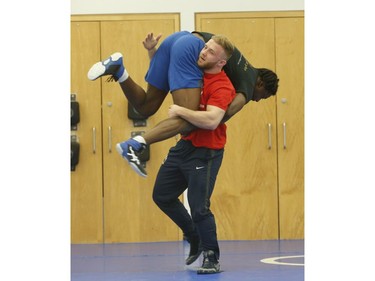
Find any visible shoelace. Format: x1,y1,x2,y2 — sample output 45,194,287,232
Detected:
106,76,116,82
127,147,141,165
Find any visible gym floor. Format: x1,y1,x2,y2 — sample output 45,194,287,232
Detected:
71,240,304,281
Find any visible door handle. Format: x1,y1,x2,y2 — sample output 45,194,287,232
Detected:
92,127,96,154
108,126,112,153
268,123,272,149
283,122,287,149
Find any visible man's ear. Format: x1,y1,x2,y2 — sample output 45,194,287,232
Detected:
256,78,264,88
218,60,227,68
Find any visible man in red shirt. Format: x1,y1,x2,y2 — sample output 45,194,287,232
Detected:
88,31,278,177
153,35,235,274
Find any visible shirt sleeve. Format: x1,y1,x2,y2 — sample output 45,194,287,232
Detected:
206,84,234,111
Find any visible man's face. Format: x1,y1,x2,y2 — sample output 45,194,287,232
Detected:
252,79,272,102
197,39,226,70
252,89,270,102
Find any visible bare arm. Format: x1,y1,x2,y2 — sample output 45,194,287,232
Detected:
142,88,201,145
169,104,226,130
142,32,162,60
221,93,246,122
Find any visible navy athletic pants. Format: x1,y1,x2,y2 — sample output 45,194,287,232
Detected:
152,139,224,258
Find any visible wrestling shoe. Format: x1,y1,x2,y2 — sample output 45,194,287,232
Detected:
116,138,147,177
197,250,220,274
87,52,124,81
185,236,202,265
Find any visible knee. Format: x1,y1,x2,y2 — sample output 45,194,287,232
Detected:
152,189,163,206
190,207,211,223
136,106,157,118
152,187,171,208
179,120,196,135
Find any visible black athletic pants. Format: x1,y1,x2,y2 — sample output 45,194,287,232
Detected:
152,139,224,259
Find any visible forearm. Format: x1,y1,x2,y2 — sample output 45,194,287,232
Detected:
222,93,246,122
143,117,192,144
175,107,220,130
147,47,157,60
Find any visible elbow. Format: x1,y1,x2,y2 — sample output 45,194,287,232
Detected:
227,102,244,118
206,121,220,130
226,94,246,118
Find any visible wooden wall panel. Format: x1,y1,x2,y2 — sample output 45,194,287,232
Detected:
196,11,304,240
71,14,182,243
275,17,305,239
71,21,103,243
99,15,182,242
195,14,279,240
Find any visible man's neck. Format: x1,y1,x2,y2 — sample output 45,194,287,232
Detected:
204,68,222,75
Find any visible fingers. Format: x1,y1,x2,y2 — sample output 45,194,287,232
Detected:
142,32,162,50
143,32,162,42
155,33,162,41
168,104,177,117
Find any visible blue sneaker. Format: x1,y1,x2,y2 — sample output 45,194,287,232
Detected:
87,52,124,81
116,139,147,177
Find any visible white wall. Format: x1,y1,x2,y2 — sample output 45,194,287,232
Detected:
71,0,304,30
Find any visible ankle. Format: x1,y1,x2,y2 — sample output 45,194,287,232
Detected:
117,67,129,83
133,135,146,145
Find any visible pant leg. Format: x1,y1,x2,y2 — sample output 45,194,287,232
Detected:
182,144,224,259
152,141,198,238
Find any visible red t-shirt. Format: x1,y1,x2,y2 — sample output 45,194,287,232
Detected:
182,70,235,149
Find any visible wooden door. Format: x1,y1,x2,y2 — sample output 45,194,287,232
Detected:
99,15,182,242
196,14,279,240
71,21,104,243
275,17,305,239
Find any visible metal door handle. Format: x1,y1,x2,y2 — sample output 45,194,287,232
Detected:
268,123,272,149
92,127,96,154
108,126,112,153
283,122,287,149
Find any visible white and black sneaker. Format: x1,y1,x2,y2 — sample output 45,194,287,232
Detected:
197,250,220,274
87,52,124,81
116,138,147,177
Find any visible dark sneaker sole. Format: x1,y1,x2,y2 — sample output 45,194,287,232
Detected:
129,162,147,178
197,267,221,274
87,52,122,81
186,249,203,265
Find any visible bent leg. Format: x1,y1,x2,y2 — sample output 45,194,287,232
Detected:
141,33,203,144
152,144,197,237
119,79,168,117
142,87,201,144
126,33,188,117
